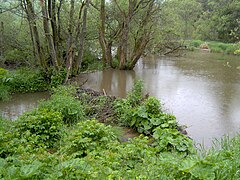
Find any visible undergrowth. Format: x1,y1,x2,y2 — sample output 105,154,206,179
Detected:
0,67,67,101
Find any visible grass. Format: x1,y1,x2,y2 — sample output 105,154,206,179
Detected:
187,40,240,55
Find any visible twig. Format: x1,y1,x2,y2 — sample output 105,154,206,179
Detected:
103,89,107,96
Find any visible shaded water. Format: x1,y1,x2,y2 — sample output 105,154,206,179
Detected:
0,92,49,120
79,51,240,146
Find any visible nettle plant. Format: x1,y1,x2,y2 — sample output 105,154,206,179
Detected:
16,109,63,149
61,119,118,158
39,86,85,125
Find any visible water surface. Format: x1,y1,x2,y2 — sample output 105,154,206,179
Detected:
79,51,240,146
0,92,49,120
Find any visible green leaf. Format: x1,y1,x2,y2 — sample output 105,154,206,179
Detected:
20,160,42,178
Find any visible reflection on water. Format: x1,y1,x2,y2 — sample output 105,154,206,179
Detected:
0,92,49,120
79,51,240,147
80,70,136,97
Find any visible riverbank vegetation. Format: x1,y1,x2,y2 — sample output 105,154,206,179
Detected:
0,67,67,100
188,40,240,54
1,84,240,179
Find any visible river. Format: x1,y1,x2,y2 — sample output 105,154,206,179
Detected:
78,51,240,147
0,92,49,120
1,51,240,147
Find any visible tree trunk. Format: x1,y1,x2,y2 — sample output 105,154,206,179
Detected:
65,0,75,83
40,0,59,69
129,37,149,69
48,0,61,65
119,20,129,70
24,0,46,68
57,0,63,48
0,21,4,58
73,0,90,75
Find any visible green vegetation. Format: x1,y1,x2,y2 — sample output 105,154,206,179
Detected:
16,109,63,149
1,0,239,74
39,86,85,124
1,0,240,177
1,84,240,179
188,40,240,55
0,67,68,101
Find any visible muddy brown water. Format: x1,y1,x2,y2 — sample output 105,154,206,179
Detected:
0,92,49,120
78,51,240,147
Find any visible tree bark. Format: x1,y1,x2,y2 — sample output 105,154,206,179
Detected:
65,0,75,83
99,0,113,67
99,0,107,67
0,21,4,58
40,0,59,69
24,0,46,68
48,0,61,65
73,0,90,75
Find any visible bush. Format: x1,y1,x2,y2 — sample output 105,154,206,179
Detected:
61,119,118,158
0,68,11,100
127,80,144,107
153,127,194,153
4,49,32,67
81,51,102,71
39,86,85,124
50,68,66,88
114,82,178,135
16,109,63,149
0,117,20,158
4,68,48,93
189,40,203,48
0,84,10,101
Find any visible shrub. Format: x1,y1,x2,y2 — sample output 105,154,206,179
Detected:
0,68,11,100
113,80,144,126
114,87,178,135
153,127,194,153
50,68,66,88
16,109,63,149
4,68,48,93
61,119,118,158
0,84,10,101
39,86,85,124
0,68,8,79
130,98,177,134
4,49,32,66
81,51,101,71
127,80,144,107
0,118,16,158
189,40,203,48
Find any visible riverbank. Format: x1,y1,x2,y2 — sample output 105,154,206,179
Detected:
187,40,240,55
1,84,240,179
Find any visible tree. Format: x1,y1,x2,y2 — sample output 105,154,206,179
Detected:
20,0,91,79
94,0,159,70
196,0,240,42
